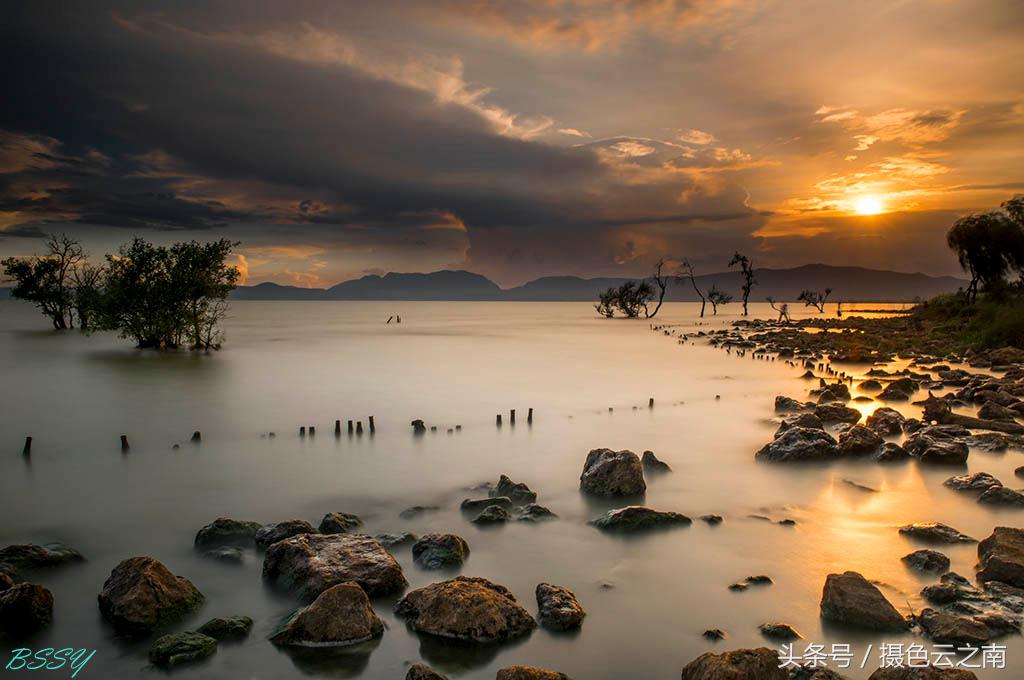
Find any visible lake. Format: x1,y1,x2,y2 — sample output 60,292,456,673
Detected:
1,300,1020,679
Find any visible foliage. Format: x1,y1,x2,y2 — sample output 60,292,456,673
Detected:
798,288,831,313
1,234,95,329
707,285,732,314
728,251,755,316
594,280,656,318
946,197,1024,303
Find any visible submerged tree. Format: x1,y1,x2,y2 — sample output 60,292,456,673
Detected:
766,296,791,322
798,288,832,313
593,260,670,319
645,259,671,319
2,234,94,329
594,288,617,318
707,285,732,315
946,197,1024,303
728,252,756,315
677,259,707,317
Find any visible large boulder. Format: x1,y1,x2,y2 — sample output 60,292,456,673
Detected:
194,518,261,549
394,576,536,642
755,427,838,462
255,520,317,549
536,583,585,630
943,472,1001,491
196,615,253,641
819,571,906,632
901,550,950,573
97,557,204,636
412,534,470,570
263,533,407,600
473,506,512,524
496,667,570,680
270,581,384,646
904,435,968,465
642,450,672,473
0,542,84,577
0,582,53,637
148,631,217,668
318,512,362,534
899,523,976,544
680,647,786,680
491,475,537,503
978,485,1024,506
837,425,883,456
589,506,691,532
865,407,905,436
774,413,824,438
978,527,1024,587
579,449,646,496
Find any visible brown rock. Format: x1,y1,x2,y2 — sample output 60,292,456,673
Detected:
270,582,383,646
97,556,204,636
406,664,449,680
263,533,407,600
536,582,585,630
579,449,646,496
0,582,53,637
819,571,906,631
978,526,1024,587
680,647,786,680
868,668,978,679
394,576,536,642
496,667,570,680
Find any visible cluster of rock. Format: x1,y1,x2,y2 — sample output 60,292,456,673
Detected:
460,474,558,524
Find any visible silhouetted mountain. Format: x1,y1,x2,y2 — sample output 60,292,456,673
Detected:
228,264,965,302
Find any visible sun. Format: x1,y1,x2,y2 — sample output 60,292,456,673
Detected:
855,195,884,215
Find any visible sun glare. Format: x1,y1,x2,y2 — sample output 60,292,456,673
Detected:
855,196,884,215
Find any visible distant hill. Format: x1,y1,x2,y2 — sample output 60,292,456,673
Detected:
230,264,966,302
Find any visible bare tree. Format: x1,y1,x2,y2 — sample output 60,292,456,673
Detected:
677,259,707,317
798,288,832,313
2,233,86,329
766,296,791,322
707,285,732,314
728,252,756,315
595,288,616,318
645,258,671,319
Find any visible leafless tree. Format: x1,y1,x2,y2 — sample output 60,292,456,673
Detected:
728,252,756,315
676,259,707,317
798,288,832,313
645,258,671,319
766,296,791,322
707,285,732,314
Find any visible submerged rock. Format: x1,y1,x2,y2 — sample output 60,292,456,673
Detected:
865,407,905,436
491,475,537,503
878,378,917,401
873,442,911,462
0,582,53,637
518,504,558,522
406,664,449,680
375,532,418,548
978,485,1024,506
148,631,217,668
461,497,513,512
701,514,724,525
758,622,801,640
194,518,261,549
263,533,407,600
0,542,84,577
204,547,244,564
579,449,646,496
589,506,691,532
837,425,883,456
899,523,976,544
496,667,570,680
963,433,1010,452
756,427,838,462
702,628,726,641
680,647,786,680
536,583,585,630
775,396,809,412
944,472,1001,491
905,435,969,465
394,576,536,642
196,615,253,641
400,505,441,519
775,413,825,437
412,534,470,570
915,608,993,646
319,512,362,534
255,520,317,549
819,571,907,631
978,527,1024,587
473,506,512,524
97,556,204,636
901,550,950,573
641,450,672,473
270,582,384,647
814,403,862,424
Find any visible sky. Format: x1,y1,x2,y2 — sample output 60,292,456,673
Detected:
1,0,1022,288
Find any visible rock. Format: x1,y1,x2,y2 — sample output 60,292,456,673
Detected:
904,435,969,465
944,472,1001,491
979,400,1019,422
579,449,646,496
819,571,906,631
813,403,862,424
589,506,692,532
837,425,883,456
901,550,950,573
97,556,204,636
194,518,261,549
1018,466,1024,479
263,533,407,600
496,667,570,680
777,518,797,526
775,396,809,412
412,534,470,570
204,547,244,564
817,383,852,403
319,512,362,534
866,407,905,436
878,378,917,400
196,615,253,640
728,582,748,592
758,622,801,640
915,608,991,646
461,497,513,512
859,379,883,391
0,571,13,591
375,532,418,548
641,450,672,472
394,576,536,642
755,427,838,462
0,583,53,637
0,542,84,577
775,413,824,437
406,664,449,680
978,527,1024,587
680,647,786,680
978,485,1024,506
899,523,976,544
746,575,774,585
255,520,317,549
400,505,441,519
270,582,384,647
702,628,726,640
491,475,537,503
989,346,1024,365
148,631,217,668
536,583,585,630
411,419,427,433
962,433,1009,452
473,506,512,524
518,504,558,521
701,514,724,525
868,668,978,679
873,442,910,462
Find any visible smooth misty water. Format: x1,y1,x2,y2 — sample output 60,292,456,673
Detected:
1,300,1021,679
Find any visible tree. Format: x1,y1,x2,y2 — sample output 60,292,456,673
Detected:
170,240,241,349
946,198,1024,303
677,259,707,317
798,288,832,313
645,259,671,319
766,296,791,322
728,252,756,315
595,288,617,318
2,234,88,329
707,285,732,314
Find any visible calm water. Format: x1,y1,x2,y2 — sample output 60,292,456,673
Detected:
1,300,1020,679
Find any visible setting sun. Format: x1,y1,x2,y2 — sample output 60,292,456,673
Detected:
855,195,885,215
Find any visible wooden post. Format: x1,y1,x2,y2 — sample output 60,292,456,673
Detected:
356,421,363,435
300,426,306,437
120,435,130,451
368,416,375,434
309,426,316,437
496,414,502,427
510,409,516,425
347,420,354,435
335,420,341,436
191,431,201,443
22,436,31,456
649,397,654,408
527,408,533,424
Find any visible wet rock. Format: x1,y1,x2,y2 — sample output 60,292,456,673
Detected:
868,667,978,679
579,449,646,496
0,582,53,637
873,442,911,462
979,400,1018,422
775,413,825,437
904,435,969,465
518,504,558,521
394,576,536,642
496,667,570,680
97,556,204,636
0,571,13,591
461,497,513,512
978,527,1024,587
813,403,862,424
819,571,907,631
412,534,470,570
866,407,905,436
473,506,512,524
777,518,798,526
728,582,748,592
775,396,809,413
837,425,883,456
256,520,317,549
536,583,585,630
702,628,726,640
491,475,537,503
263,533,408,600
641,450,672,473
196,615,253,641
194,518,261,549
411,419,427,434
756,427,838,462
270,582,384,646
746,575,774,585
944,472,1001,491
406,664,449,680
899,523,976,544
878,378,917,401
901,550,950,573
204,547,244,564
319,512,362,534
400,505,441,519
962,433,1009,452
680,647,786,680
701,514,724,525
789,666,849,680
589,506,692,532
148,631,217,668
0,542,84,577
375,532,418,548
979,485,1024,506
989,346,1024,365
915,608,991,646
859,379,883,392
758,622,801,640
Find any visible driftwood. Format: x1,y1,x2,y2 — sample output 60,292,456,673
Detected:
921,393,1024,434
